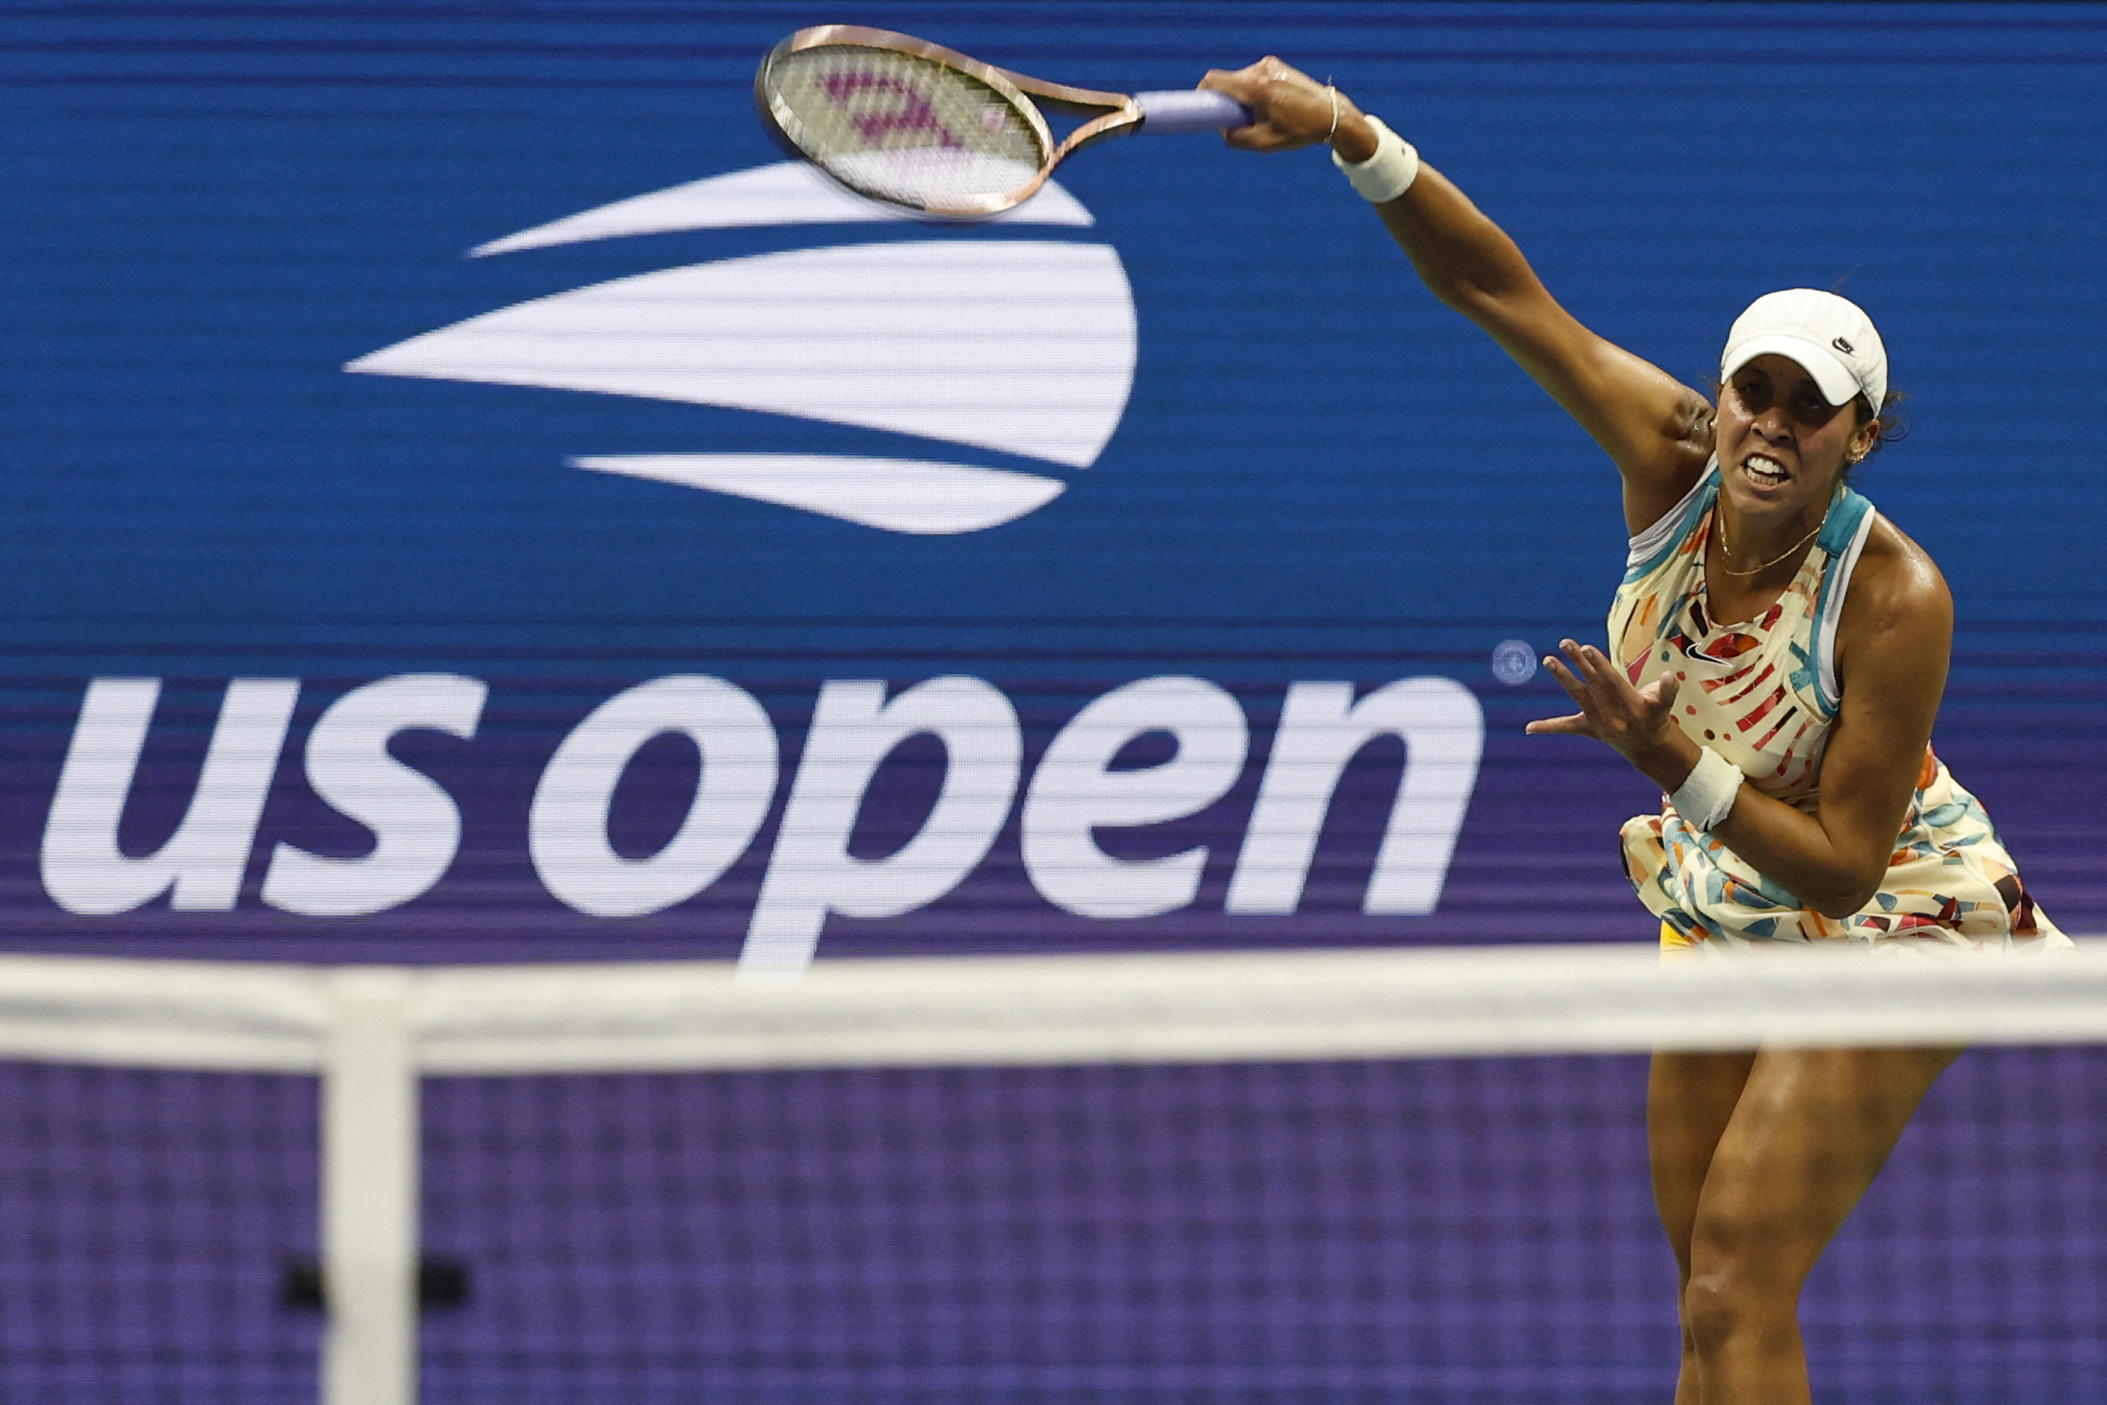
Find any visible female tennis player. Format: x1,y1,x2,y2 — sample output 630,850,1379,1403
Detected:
1201,56,2070,1405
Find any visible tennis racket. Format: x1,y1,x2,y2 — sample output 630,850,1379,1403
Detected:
755,25,1251,218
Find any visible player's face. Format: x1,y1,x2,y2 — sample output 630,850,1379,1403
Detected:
1714,354,1873,520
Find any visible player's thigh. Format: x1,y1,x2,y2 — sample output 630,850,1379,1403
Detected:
1648,1049,1757,1274
1689,1045,1963,1290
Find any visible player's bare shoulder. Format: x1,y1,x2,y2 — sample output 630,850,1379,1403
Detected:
1835,512,1953,685
1620,385,1718,535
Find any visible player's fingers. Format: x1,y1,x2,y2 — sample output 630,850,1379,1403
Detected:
1643,675,1681,714
1203,57,1333,148
1561,639,1622,691
1201,60,1295,114
1201,66,1282,148
1541,653,1592,706
1199,68,1262,110
1219,127,1301,153
1540,656,1613,735
1255,54,1321,89
1555,639,1600,691
1524,712,1595,736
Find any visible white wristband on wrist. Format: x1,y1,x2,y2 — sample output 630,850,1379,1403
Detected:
1332,115,1420,203
1671,746,1742,833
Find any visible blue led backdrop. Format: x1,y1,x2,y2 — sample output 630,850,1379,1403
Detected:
2,2,2102,966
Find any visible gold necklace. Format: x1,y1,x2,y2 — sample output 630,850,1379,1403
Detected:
1715,504,1829,577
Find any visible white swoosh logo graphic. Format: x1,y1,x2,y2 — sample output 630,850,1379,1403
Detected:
572,454,1066,534
349,241,1134,466
473,160,1093,255
348,168,1136,534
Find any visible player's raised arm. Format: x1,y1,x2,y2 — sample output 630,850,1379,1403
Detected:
1201,58,1713,534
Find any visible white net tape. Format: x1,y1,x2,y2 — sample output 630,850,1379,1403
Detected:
3,942,2101,1076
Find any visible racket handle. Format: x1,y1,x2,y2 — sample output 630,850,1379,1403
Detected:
1134,89,1252,134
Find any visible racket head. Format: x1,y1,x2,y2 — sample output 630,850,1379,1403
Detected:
756,26,1058,218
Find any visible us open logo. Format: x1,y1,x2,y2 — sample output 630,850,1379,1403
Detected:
346,162,1136,534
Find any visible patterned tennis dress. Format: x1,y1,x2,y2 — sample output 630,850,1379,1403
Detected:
1611,461,2068,954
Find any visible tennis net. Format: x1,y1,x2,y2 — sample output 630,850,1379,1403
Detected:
0,943,2102,1403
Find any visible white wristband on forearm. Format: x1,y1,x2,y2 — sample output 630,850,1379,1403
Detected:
1331,115,1420,203
1671,746,1742,833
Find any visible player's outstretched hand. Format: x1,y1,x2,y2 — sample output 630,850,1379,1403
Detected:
1526,639,1683,763
1200,57,1364,153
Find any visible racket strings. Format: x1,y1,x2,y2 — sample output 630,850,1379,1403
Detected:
767,47,1047,210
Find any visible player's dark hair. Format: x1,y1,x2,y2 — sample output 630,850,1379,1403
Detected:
1850,388,1908,471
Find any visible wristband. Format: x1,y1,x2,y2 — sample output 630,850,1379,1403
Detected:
1671,745,1742,833
1331,115,1420,203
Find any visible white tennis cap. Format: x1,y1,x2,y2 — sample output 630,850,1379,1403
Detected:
1721,289,1887,415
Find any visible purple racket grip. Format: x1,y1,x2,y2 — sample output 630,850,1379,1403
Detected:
1134,89,1252,135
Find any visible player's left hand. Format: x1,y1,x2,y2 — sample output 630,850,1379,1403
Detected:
1526,639,1685,765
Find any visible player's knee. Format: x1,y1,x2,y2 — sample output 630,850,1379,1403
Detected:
1683,1263,1756,1350
1683,1218,1798,1350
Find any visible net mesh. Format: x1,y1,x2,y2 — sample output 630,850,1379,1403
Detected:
766,45,1048,211
416,1047,2107,1404
4,952,2106,1403
0,1063,321,1403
